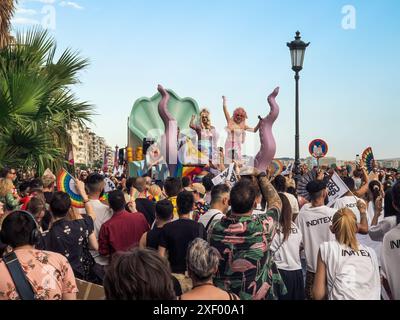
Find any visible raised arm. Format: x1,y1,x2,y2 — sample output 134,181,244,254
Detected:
75,179,96,221
371,196,383,226
258,173,282,212
189,114,198,131
222,96,230,123
354,160,370,198
356,200,369,235
245,118,261,133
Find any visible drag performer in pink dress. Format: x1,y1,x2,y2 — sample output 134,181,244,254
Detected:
222,96,260,163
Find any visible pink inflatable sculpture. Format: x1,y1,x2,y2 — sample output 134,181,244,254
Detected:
254,87,280,172
157,84,178,176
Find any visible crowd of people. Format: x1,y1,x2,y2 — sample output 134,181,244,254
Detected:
0,161,399,301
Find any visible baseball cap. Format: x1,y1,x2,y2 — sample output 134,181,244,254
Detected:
185,183,206,196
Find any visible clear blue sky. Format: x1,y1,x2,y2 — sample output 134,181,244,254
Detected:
12,0,400,160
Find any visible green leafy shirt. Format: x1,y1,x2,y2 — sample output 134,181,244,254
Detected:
209,209,287,300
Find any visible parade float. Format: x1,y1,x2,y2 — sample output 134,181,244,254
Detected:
127,85,281,179
127,85,207,179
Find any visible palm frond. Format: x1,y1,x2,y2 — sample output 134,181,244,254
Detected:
0,26,94,175
0,0,16,49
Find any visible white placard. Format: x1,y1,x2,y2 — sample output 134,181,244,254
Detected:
104,177,116,193
326,172,350,207
212,163,237,186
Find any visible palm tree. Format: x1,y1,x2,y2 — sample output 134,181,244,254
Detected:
0,28,93,175
0,0,16,49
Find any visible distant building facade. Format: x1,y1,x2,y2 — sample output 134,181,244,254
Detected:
68,122,113,168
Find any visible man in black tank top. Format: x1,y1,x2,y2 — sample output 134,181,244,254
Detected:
139,200,174,250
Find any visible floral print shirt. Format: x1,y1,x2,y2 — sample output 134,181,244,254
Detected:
0,249,78,300
41,215,95,281
209,209,287,300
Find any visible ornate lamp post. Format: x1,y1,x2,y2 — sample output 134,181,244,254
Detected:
287,31,310,177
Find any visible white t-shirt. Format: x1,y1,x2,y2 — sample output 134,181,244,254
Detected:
334,196,384,265
381,224,400,300
333,196,363,222
296,205,336,273
80,199,113,266
198,209,224,231
89,200,113,238
369,216,398,241
270,222,302,271
362,202,384,265
320,241,381,300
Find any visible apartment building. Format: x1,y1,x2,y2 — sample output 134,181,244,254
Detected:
69,123,113,167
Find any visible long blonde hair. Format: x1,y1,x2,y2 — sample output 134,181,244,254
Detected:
0,178,14,197
148,184,162,201
331,208,359,251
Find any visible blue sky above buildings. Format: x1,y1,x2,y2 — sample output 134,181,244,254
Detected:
12,0,400,159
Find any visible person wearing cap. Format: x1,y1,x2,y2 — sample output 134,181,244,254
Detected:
42,169,56,205
186,183,210,222
295,174,337,300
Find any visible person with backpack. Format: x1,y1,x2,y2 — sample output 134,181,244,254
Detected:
0,211,77,300
198,184,230,232
42,192,104,285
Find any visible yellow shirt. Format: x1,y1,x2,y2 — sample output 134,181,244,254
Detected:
168,196,179,219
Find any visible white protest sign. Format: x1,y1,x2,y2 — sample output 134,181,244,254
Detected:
282,163,293,176
104,177,116,193
212,163,237,186
326,172,350,207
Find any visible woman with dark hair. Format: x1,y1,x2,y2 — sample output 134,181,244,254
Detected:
273,175,299,221
43,188,104,285
103,248,176,300
383,188,396,218
270,193,304,300
362,180,385,265
0,211,78,300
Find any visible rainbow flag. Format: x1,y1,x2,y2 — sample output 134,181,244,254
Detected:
174,161,203,179
271,159,284,177
100,193,108,203
362,147,375,173
57,170,85,208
